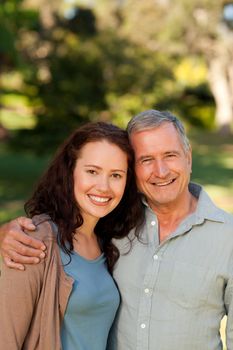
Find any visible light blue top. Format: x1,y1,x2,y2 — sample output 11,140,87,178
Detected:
60,248,120,350
108,183,233,350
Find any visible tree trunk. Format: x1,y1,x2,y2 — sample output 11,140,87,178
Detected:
208,56,233,134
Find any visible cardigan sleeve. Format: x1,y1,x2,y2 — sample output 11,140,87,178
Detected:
0,252,45,349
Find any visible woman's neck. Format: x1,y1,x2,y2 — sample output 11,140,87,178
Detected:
73,216,101,260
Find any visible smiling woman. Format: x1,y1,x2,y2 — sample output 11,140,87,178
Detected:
73,141,128,229
0,121,144,350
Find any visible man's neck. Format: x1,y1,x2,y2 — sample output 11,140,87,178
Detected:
151,193,198,243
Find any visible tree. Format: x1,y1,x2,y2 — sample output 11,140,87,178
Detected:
107,0,233,133
9,2,107,152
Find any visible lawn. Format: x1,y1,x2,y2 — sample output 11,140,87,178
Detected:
191,130,233,214
0,145,51,223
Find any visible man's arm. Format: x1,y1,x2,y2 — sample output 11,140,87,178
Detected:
0,217,46,270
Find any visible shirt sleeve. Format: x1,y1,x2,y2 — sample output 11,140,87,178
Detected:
0,257,45,349
225,275,233,348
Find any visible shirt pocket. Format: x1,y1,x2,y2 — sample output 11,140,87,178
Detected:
167,261,211,309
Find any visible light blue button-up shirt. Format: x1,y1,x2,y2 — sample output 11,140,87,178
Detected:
108,183,233,350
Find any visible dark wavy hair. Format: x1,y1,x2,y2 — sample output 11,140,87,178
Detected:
25,122,144,272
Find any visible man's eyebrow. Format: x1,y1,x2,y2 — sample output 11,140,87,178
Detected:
164,150,180,155
137,150,181,162
136,155,153,162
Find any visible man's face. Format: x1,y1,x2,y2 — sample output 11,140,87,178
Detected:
130,122,192,211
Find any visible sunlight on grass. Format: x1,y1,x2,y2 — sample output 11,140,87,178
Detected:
205,185,233,213
220,316,226,350
220,156,233,169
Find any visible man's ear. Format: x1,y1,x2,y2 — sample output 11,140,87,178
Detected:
187,146,192,172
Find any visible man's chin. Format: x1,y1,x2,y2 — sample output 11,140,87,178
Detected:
148,194,178,208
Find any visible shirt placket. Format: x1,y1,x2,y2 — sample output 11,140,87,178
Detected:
135,209,191,350
136,216,167,350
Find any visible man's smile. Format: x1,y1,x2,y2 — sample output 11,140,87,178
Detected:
150,178,176,187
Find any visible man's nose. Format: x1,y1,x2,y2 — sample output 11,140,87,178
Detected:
153,160,169,178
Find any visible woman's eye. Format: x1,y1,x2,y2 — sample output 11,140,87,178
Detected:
87,169,97,175
111,173,122,179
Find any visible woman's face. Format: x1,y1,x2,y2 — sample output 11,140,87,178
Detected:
73,140,128,225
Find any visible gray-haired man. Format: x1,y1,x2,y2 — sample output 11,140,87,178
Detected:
1,110,233,349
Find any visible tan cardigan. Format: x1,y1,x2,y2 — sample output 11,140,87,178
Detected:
0,215,74,350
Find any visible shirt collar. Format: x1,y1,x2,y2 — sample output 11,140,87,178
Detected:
189,183,225,223
141,182,225,224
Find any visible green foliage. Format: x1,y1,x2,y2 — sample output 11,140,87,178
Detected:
6,6,108,152
0,0,39,70
1,0,227,154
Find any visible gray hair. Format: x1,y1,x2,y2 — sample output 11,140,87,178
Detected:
127,109,190,152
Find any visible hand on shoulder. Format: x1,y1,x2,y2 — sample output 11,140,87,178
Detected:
0,217,46,270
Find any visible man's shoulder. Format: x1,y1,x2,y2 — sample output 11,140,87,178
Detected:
205,206,233,239
196,184,233,227
217,208,233,225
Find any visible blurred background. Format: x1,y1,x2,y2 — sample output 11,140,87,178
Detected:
0,0,233,224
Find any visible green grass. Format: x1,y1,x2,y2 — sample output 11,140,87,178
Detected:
191,130,233,214
0,145,50,223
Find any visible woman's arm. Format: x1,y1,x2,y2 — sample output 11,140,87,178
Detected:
0,254,45,348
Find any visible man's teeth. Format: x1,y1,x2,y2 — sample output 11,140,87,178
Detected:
155,180,174,186
89,195,110,203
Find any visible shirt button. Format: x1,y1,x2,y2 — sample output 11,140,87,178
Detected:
144,288,150,294
153,254,159,260
151,220,156,226
140,323,146,329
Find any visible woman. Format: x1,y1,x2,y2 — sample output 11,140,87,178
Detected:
0,122,143,350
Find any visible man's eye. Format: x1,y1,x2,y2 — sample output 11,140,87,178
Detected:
141,158,152,164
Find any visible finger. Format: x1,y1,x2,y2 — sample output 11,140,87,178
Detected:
15,233,46,251
6,250,41,265
3,256,25,271
8,223,46,250
8,240,46,258
17,216,36,231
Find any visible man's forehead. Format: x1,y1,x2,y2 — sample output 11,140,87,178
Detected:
130,123,180,143
130,124,188,155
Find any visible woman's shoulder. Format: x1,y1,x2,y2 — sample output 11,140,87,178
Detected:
27,214,57,242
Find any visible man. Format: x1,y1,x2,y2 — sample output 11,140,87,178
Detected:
1,110,233,349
